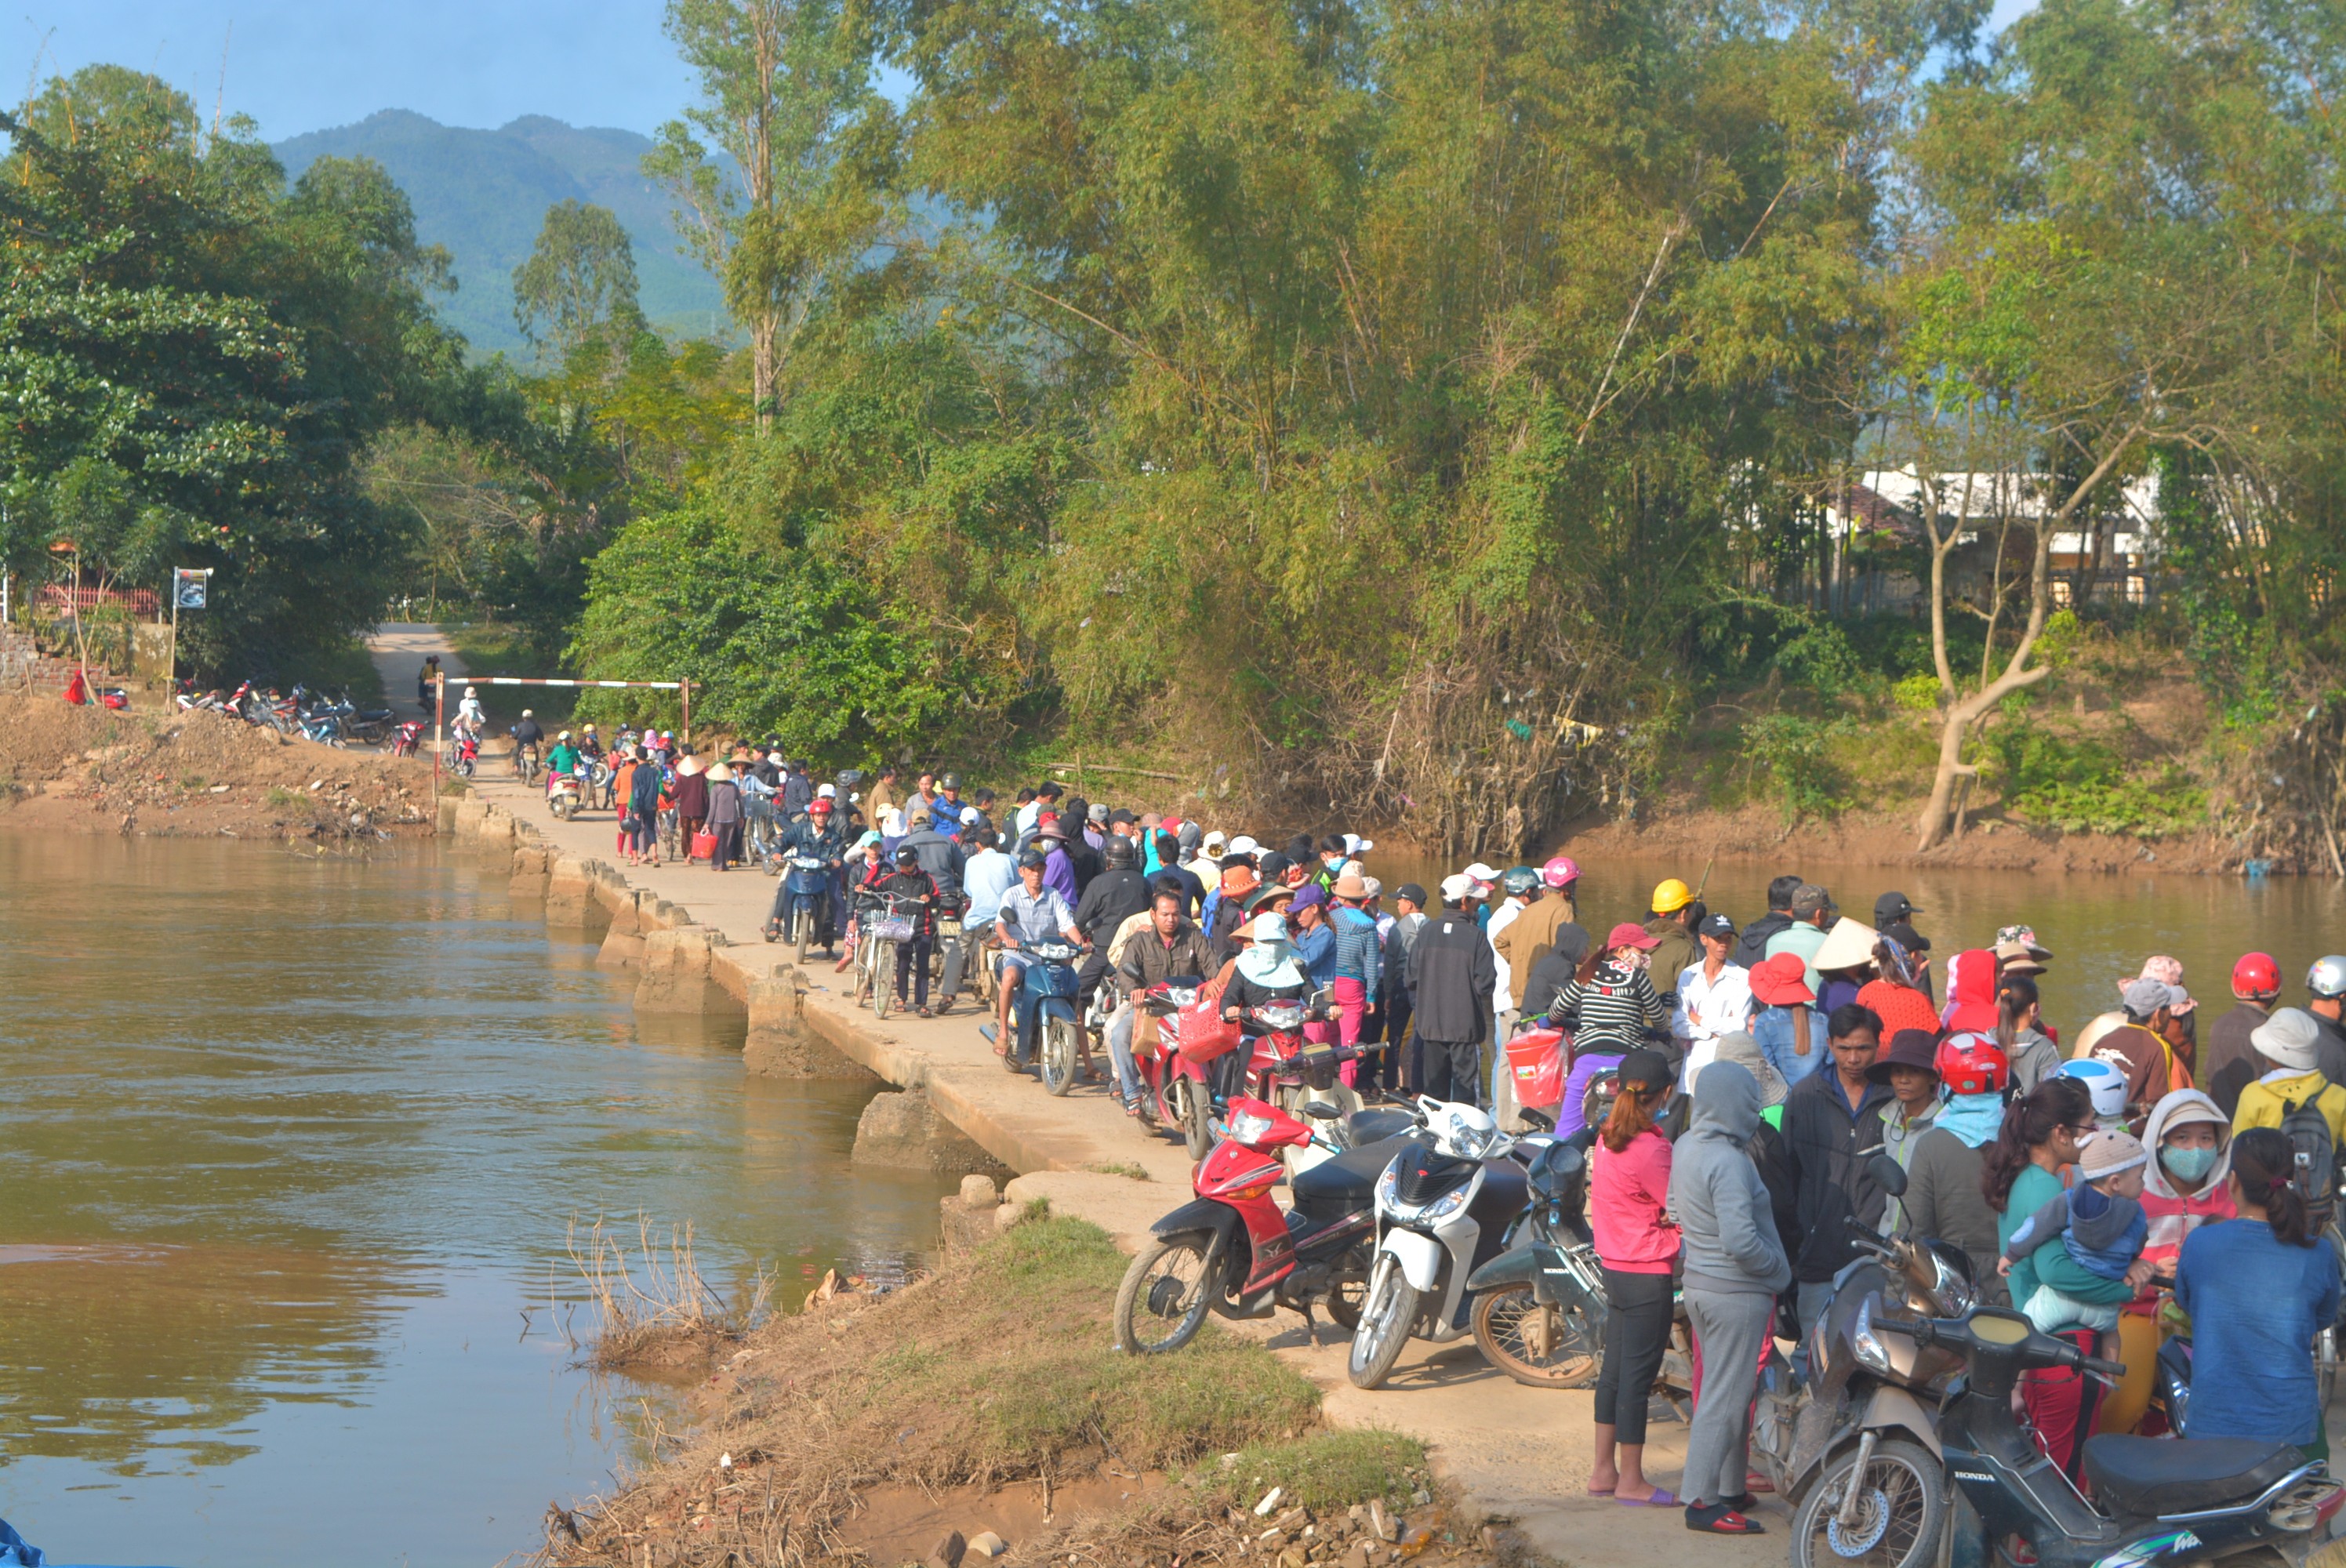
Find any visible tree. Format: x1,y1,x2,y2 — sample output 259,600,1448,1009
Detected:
512,200,647,361
645,0,875,430
0,68,475,673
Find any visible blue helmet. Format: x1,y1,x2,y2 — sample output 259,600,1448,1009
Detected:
2056,1057,2127,1121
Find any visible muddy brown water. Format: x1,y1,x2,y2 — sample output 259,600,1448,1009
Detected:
0,835,956,1568
1369,849,2346,1034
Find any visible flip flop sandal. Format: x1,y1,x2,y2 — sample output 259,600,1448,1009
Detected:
1617,1490,1676,1508
1684,1505,1764,1535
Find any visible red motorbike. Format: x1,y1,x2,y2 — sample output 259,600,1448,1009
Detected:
1242,989,1364,1118
389,721,425,758
1113,1094,1415,1355
1135,979,1224,1160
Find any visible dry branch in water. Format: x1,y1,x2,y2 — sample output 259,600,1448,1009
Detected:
567,1213,774,1375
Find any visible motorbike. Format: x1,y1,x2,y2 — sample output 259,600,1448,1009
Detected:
1134,980,1231,1160
1858,1307,2345,1568
547,768,584,819
1240,991,1364,1120
389,720,424,758
1347,1098,1534,1390
765,855,837,961
1462,1134,1609,1387
979,938,1085,1092
1115,1095,1418,1355
452,731,479,778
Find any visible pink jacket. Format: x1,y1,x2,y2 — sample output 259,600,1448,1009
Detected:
1592,1127,1680,1274
2137,1088,2235,1296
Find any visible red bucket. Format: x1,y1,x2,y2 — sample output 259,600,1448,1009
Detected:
1505,1029,1566,1109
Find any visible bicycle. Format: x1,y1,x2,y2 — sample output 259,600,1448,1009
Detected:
859,892,925,1022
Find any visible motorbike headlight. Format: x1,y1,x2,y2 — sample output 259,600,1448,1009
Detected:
1850,1295,1894,1377
1376,1163,1400,1211
1406,1185,1473,1225
1227,1108,1280,1147
1165,986,1198,1008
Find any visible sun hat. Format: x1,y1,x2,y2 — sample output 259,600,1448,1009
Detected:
1749,953,1816,1007
1866,1029,1942,1084
1813,916,1882,973
1243,911,1291,943
1439,873,1475,902
1331,870,1370,900
706,763,734,783
1995,924,2054,960
1992,939,2047,976
2119,956,2195,1014
1541,855,1580,888
1228,835,1261,856
1361,876,1383,900
1244,884,1296,913
1606,920,1661,953
2251,1007,2322,1072
2079,1129,2148,1181
1033,818,1068,841
1650,877,1694,914
1713,1031,1787,1106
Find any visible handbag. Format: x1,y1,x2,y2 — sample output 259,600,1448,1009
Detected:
690,829,718,861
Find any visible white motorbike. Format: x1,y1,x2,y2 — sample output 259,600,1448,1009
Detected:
1346,1098,1547,1389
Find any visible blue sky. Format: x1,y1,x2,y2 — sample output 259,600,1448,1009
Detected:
8,0,2041,143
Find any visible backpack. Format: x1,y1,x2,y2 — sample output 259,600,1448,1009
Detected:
2279,1075,2340,1217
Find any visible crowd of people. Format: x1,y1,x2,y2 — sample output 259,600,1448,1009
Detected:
511,739,2346,1534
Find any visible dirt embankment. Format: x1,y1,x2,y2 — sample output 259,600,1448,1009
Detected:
0,696,440,843
546,1212,1520,1568
1554,800,2242,876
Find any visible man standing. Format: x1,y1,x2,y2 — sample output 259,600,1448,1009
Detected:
867,764,901,823
1764,883,1836,994
1872,891,1934,1001
1781,1002,1888,1331
2086,977,2193,1123
1736,876,1799,969
1643,879,1701,996
1486,868,1537,1039
1016,781,1063,839
2206,953,2280,1116
1673,913,1753,1089
946,827,1015,1003
1382,884,1429,1092
1408,874,1498,1106
1492,863,1585,1016
2305,957,2346,1081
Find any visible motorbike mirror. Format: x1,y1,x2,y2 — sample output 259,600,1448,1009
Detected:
1868,1152,1908,1200
1300,1101,1341,1120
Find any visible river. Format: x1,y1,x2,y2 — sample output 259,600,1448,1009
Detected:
0,835,955,1568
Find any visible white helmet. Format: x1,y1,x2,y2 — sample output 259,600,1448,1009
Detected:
521,708,534,717
2309,956,2346,1000
463,686,477,698
2057,1058,2127,1121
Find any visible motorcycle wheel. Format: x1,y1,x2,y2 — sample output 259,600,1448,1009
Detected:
1323,1242,1375,1331
1113,1232,1218,1354
1471,1282,1601,1388
795,913,812,967
872,941,897,1020
1790,1436,1946,1568
1347,1254,1418,1390
1180,1080,1213,1160
1040,1017,1079,1096
550,795,570,820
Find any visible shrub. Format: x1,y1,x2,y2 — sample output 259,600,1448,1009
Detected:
1984,723,2204,837
1745,713,1850,822
1892,672,1941,713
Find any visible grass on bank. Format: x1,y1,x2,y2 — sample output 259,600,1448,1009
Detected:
550,1213,1346,1566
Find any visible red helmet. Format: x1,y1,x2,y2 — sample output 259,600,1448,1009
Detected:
2232,951,2281,998
1935,1033,2010,1097
809,797,833,815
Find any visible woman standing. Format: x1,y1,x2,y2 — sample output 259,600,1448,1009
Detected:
705,762,743,871
2176,1127,2341,1457
1587,1049,1680,1506
1992,973,2064,1094
2094,1088,2236,1434
625,748,666,866
671,753,710,857
1982,1076,2141,1477
1855,935,1941,1041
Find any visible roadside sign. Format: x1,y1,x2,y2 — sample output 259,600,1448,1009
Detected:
174,569,211,610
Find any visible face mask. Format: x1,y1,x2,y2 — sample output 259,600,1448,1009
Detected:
2160,1143,2218,1183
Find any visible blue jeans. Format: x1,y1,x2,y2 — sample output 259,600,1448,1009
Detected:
1752,1004,1826,1087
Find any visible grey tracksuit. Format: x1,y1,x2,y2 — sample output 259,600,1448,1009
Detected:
1668,1061,1793,1508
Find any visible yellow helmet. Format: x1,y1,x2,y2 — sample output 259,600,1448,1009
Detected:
1651,877,1694,914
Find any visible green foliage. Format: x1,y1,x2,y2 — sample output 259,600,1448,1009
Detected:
1772,619,1869,701
0,70,488,677
567,504,951,759
1188,1432,1429,1514
1745,713,1852,822
1985,722,2203,838
513,200,647,358
1892,673,1942,712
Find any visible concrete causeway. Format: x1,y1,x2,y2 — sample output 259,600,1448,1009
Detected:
440,764,1781,1568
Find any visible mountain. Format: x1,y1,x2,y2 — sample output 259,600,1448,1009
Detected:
274,111,727,358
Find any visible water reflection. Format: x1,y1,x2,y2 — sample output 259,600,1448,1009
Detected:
0,835,953,1566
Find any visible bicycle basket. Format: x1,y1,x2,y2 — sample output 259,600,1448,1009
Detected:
871,916,917,942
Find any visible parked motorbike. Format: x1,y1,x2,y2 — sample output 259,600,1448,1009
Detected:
979,938,1085,1091
389,720,424,758
1115,1095,1417,1354
1462,1134,1607,1387
1861,1307,2344,1568
1347,1098,1534,1390
1752,1156,1984,1568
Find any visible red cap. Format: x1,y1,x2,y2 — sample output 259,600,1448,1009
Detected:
1748,952,1815,1007
1606,921,1661,953
2233,951,2280,998
1936,1032,2010,1096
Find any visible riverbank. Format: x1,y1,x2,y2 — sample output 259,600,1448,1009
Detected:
0,696,439,841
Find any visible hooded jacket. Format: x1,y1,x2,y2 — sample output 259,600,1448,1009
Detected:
1668,1062,1792,1297
2139,1088,2236,1284
2233,1067,2346,1145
